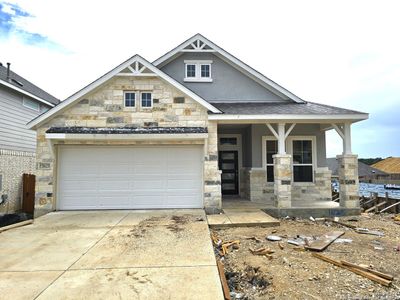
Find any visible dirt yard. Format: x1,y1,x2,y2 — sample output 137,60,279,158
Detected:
212,213,400,300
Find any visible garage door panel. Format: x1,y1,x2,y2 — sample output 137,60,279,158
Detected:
58,146,203,210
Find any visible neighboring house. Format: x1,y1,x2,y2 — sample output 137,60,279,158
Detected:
28,34,368,217
327,158,387,181
0,63,59,214
372,157,400,174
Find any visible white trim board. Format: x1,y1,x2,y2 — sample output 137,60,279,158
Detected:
0,79,56,107
209,114,369,122
45,133,208,141
153,33,305,103
28,55,221,129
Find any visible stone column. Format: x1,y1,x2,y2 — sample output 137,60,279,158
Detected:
337,154,359,208
204,121,222,214
273,154,292,208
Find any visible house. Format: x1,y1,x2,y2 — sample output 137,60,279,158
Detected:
372,157,400,174
327,158,387,182
0,62,59,214
27,34,368,217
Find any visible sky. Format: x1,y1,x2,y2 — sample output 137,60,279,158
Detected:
0,0,399,158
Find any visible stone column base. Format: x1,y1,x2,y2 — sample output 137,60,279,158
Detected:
273,154,292,208
337,154,359,209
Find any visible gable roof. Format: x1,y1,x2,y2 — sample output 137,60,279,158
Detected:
27,55,221,129
372,157,400,174
0,63,59,106
153,33,305,103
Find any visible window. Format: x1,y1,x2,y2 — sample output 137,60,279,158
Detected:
184,60,213,82
265,140,278,182
23,98,40,111
124,92,136,107
220,137,237,146
141,92,152,108
186,64,196,78
201,64,210,78
292,140,313,182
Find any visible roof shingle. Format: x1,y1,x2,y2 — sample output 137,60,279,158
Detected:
210,101,366,115
0,64,59,105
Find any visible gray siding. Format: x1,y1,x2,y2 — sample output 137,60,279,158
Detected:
251,124,327,168
0,86,49,152
161,53,288,102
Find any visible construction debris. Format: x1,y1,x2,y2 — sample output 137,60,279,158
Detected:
249,247,275,257
355,228,385,236
266,235,282,241
211,213,399,299
305,231,345,251
312,253,393,287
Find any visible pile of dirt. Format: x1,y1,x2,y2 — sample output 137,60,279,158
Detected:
213,213,400,299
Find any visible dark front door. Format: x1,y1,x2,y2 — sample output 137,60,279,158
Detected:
219,151,239,195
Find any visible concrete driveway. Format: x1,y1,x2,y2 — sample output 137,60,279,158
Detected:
0,210,223,300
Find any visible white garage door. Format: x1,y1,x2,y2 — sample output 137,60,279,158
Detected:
57,146,203,210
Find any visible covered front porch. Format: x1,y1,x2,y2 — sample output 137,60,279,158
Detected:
212,113,364,217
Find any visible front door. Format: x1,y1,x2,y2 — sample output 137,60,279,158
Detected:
219,151,239,195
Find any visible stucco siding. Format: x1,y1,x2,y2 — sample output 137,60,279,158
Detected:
161,53,288,102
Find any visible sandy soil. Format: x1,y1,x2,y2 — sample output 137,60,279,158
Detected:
212,213,400,300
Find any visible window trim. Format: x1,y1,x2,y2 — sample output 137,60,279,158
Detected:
261,135,317,183
261,136,277,183
287,136,317,183
124,91,136,108
23,97,40,111
184,60,213,82
140,92,153,108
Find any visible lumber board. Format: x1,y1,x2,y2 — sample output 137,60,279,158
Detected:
305,231,344,251
365,201,387,213
341,260,394,281
0,219,33,233
379,201,400,213
332,220,357,229
312,253,392,287
216,260,231,300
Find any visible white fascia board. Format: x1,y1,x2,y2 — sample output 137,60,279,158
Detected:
28,55,221,129
153,34,305,103
45,133,208,141
208,114,369,122
0,79,55,107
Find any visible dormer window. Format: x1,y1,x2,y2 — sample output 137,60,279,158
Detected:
184,60,213,82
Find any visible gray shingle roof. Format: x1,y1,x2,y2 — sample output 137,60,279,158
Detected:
46,127,208,134
327,158,387,177
0,64,59,105
210,101,366,115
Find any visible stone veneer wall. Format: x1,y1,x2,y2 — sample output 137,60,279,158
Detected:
0,149,35,214
291,167,332,203
241,166,332,206
34,76,221,216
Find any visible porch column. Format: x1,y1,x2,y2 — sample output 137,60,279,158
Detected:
332,122,359,208
337,154,359,208
266,123,294,208
273,154,292,208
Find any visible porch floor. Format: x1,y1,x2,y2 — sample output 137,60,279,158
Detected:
207,208,280,228
222,197,340,209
